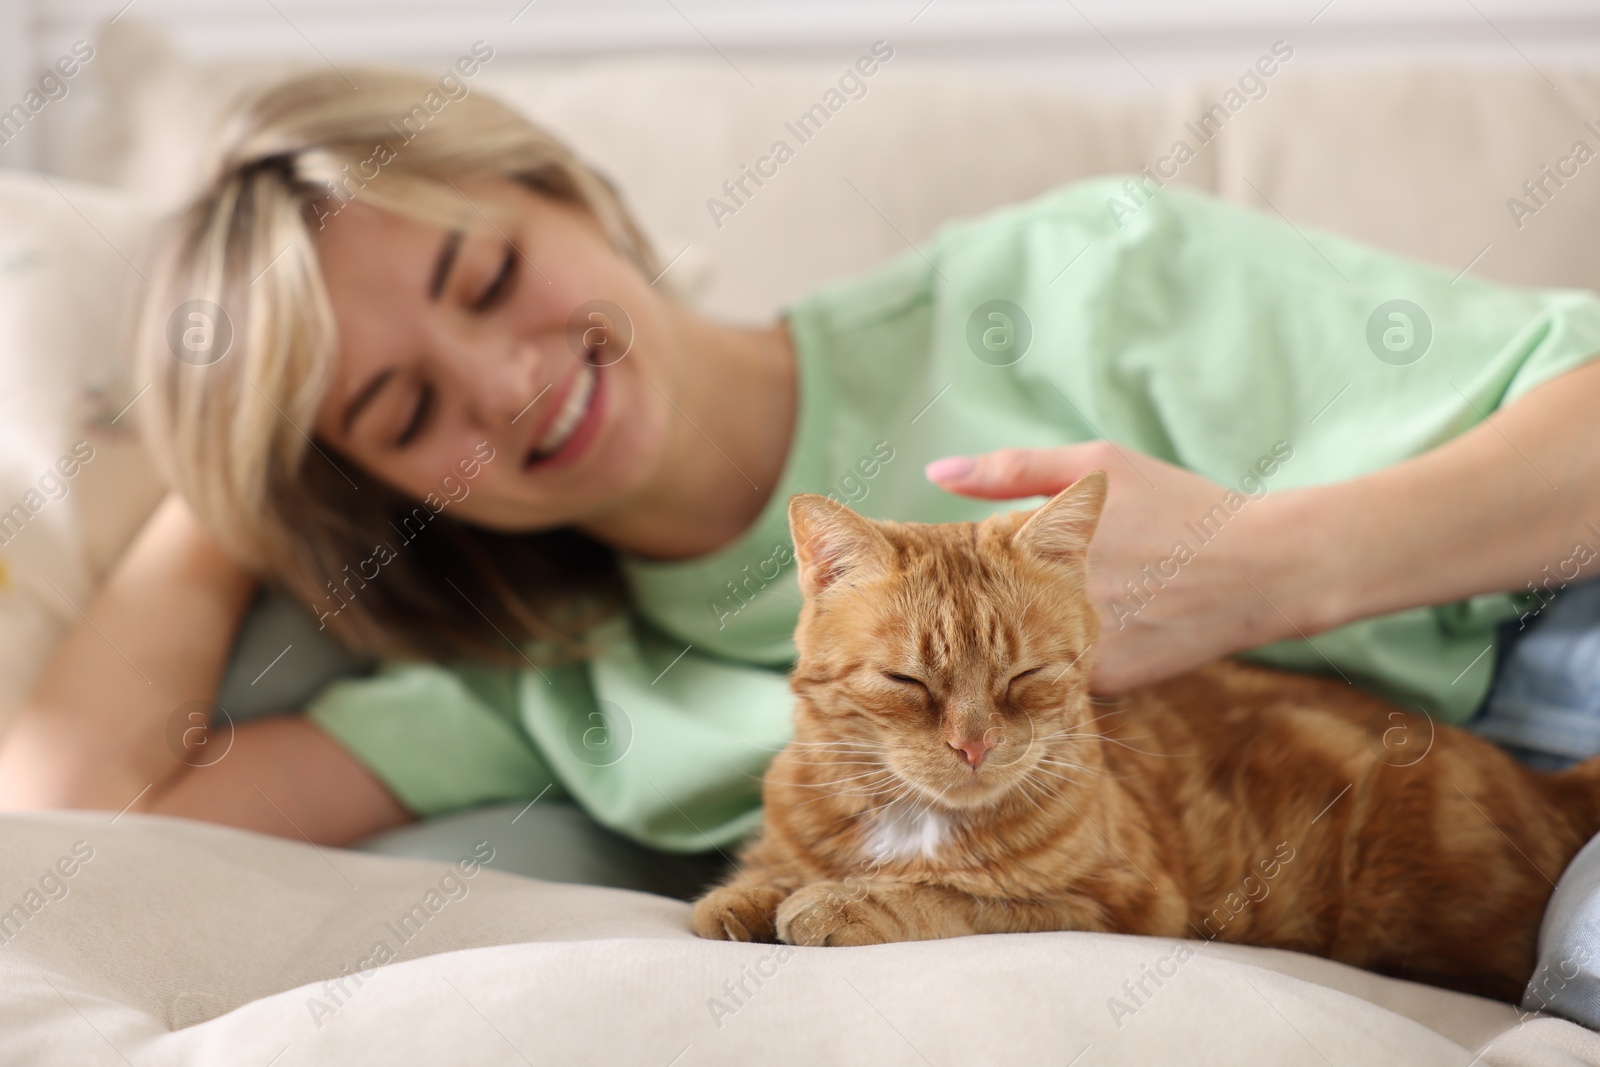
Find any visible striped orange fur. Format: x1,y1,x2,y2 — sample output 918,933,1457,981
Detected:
690,472,1600,1001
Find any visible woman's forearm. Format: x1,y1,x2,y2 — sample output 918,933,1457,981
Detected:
0,493,258,811
1271,358,1600,636
929,356,1600,692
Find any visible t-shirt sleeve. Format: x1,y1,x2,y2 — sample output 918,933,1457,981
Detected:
302,618,798,852
305,661,568,817
922,176,1600,724
515,617,796,853
1499,288,1600,406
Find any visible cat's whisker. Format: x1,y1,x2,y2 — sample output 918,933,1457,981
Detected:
749,753,870,765
1034,758,1106,777
1031,771,1090,790
1024,774,1067,806
1022,768,1066,795
857,781,914,815
1032,757,1143,783
770,757,886,766
1040,727,1150,741
816,768,899,788
1026,724,1182,760
1029,759,1087,779
774,740,881,749
1028,732,1106,748
911,777,958,813
1021,723,1127,747
803,763,896,785
777,741,881,749
764,768,893,789
1012,772,1057,816
791,781,895,810
739,739,880,753
846,779,923,826
764,739,870,748
1043,729,1187,759
1033,750,1103,765
1059,707,1133,730
786,768,903,809
1095,736,1188,758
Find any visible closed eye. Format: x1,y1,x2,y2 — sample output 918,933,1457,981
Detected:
883,672,926,688
394,382,435,448
1010,667,1044,685
471,245,519,312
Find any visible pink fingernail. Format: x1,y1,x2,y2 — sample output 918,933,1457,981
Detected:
925,456,974,482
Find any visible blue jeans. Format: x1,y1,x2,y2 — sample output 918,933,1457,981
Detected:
1466,576,1600,771
1460,576,1600,1024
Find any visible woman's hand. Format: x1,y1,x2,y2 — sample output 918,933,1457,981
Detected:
929,358,1600,698
926,443,1311,694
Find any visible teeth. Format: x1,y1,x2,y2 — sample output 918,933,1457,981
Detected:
533,362,597,457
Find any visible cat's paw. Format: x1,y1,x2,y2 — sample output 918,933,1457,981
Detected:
691,882,787,942
776,881,900,947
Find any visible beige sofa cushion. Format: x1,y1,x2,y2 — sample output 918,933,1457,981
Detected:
1219,65,1600,292
0,810,1592,1065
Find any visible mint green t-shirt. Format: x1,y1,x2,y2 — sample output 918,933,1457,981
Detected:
308,177,1600,851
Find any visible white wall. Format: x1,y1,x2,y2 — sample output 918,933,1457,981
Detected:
4,0,1600,172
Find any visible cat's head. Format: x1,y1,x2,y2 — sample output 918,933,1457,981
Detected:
786,472,1107,811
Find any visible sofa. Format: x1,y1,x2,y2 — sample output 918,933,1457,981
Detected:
4,18,1600,1065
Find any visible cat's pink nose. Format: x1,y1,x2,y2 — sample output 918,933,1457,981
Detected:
949,737,993,769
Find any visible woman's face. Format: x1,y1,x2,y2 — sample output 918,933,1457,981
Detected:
311,179,676,532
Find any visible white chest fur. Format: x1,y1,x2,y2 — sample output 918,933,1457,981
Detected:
862,801,948,864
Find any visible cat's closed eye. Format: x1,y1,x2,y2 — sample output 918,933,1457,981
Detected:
1006,666,1045,698
882,672,927,689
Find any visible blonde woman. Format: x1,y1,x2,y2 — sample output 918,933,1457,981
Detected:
4,68,1600,891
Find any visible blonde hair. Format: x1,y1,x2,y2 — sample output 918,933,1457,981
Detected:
136,67,659,663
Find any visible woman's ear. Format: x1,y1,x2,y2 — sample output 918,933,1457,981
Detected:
1010,471,1108,568
787,493,892,598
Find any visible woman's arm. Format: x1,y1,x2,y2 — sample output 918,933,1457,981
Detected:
927,358,1600,694
0,493,412,845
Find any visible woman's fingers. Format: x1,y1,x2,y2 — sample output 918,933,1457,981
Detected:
925,444,1115,500
924,440,1306,694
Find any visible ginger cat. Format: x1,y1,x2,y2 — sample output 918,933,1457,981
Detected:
690,472,1600,1002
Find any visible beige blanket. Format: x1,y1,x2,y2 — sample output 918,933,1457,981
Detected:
1,811,1593,1066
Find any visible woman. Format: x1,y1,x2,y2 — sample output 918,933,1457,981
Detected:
4,67,1600,867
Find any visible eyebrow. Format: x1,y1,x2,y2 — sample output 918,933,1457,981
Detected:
429,230,464,301
340,368,396,436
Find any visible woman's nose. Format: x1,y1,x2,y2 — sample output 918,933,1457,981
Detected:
477,336,556,424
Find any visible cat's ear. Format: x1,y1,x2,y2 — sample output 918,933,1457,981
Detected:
788,493,892,598
1010,471,1108,568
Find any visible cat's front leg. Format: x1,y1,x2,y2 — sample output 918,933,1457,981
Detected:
778,879,997,946
777,880,1088,946
776,880,898,946
692,879,792,943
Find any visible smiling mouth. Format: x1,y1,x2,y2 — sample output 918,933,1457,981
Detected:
523,355,601,469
